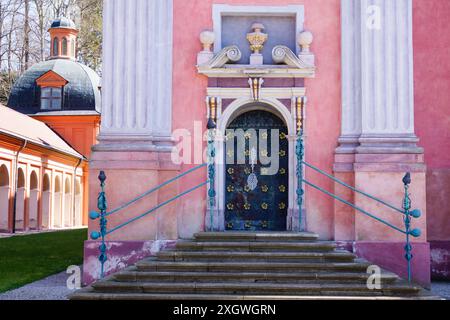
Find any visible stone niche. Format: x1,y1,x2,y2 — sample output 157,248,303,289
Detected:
221,16,297,65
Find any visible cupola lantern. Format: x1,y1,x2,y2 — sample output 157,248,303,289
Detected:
48,17,79,60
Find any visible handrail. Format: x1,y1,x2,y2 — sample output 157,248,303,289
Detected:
294,97,421,283
106,181,208,235
302,161,405,215
90,166,211,279
299,160,422,283
302,178,407,234
104,163,207,217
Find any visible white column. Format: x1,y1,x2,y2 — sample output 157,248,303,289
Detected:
338,0,362,153
96,0,173,152
339,0,422,154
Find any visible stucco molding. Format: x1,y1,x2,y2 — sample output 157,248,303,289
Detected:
197,65,315,79
207,87,306,100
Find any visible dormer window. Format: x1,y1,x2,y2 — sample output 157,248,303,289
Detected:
41,87,62,110
36,70,68,111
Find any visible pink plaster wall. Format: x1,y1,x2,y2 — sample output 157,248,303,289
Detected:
413,0,450,241
172,0,341,240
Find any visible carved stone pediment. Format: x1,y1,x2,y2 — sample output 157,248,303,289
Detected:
196,29,316,78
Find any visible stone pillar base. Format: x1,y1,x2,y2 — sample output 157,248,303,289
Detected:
89,150,180,242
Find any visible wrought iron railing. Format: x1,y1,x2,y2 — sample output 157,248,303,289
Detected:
89,163,210,278
296,141,421,283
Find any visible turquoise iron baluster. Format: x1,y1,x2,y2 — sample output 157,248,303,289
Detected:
402,173,413,283
296,97,305,231
207,97,217,232
207,128,216,232
296,132,304,231
402,173,422,283
89,171,108,279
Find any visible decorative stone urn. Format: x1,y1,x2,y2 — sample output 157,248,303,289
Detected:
247,23,268,65
297,30,313,54
297,30,314,66
197,30,216,65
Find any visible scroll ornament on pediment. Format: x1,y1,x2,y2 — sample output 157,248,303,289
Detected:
204,45,242,68
196,27,315,76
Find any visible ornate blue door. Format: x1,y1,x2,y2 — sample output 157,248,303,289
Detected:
225,110,289,231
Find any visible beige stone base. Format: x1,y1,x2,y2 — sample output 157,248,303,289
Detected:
88,150,181,241
334,153,427,242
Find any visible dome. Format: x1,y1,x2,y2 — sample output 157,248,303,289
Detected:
50,17,77,30
7,59,101,115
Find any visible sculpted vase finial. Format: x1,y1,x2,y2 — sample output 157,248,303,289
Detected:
247,23,267,65
247,22,268,54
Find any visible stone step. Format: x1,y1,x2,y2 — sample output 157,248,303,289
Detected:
70,289,442,300
113,270,400,284
135,259,372,273
156,250,356,263
194,232,319,242
90,280,422,296
175,241,336,252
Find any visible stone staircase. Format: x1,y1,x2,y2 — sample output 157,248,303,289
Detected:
70,232,438,300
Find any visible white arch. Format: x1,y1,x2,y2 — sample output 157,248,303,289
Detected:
218,97,295,135
41,173,51,229
29,170,39,229
209,97,299,231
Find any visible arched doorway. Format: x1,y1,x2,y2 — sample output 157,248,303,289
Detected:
29,171,39,229
64,177,71,227
0,165,10,231
15,168,26,230
224,109,289,231
53,176,62,227
74,179,82,227
41,174,51,229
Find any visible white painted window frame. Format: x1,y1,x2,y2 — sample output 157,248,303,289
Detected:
212,4,305,55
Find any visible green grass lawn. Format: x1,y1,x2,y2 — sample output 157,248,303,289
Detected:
0,229,87,293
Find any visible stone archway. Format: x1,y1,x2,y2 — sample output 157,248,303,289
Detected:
29,171,39,229
41,174,51,229
209,98,300,232
74,179,82,227
15,168,26,230
64,177,72,227
53,176,62,228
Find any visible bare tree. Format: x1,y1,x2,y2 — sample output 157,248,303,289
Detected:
0,0,102,103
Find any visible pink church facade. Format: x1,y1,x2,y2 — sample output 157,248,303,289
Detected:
84,0,450,286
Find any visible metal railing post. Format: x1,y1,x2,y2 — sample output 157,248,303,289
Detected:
402,173,413,283
88,165,209,280
89,171,108,279
207,129,216,232
295,97,305,232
